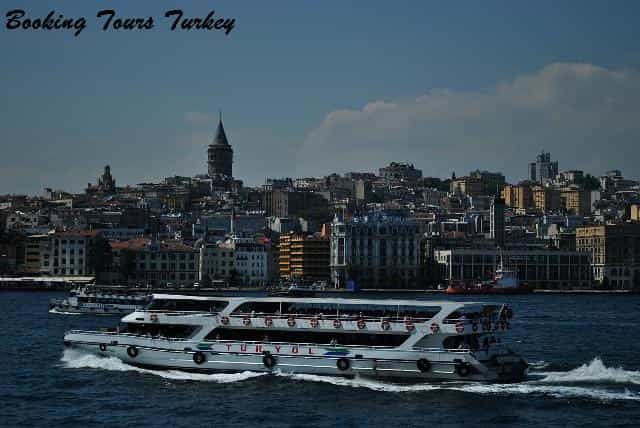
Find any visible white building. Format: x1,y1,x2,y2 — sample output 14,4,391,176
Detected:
197,237,269,286
48,231,96,276
330,215,424,289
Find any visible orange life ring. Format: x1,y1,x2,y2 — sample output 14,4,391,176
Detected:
310,317,319,328
264,317,273,327
220,316,230,325
333,319,342,328
430,323,440,334
405,319,415,332
287,317,296,327
381,320,391,331
243,316,251,326
357,319,366,330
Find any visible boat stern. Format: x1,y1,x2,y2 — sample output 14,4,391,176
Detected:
479,353,529,382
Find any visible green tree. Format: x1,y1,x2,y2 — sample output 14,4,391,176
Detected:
87,236,113,280
118,249,137,282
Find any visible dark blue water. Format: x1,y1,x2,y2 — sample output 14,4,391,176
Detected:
1,292,639,427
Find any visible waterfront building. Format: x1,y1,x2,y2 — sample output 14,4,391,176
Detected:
22,231,96,276
197,242,235,284
434,248,592,289
49,231,96,276
112,238,199,287
23,234,50,274
233,237,269,286
529,151,559,184
197,236,270,287
576,223,640,288
330,214,424,289
279,232,330,282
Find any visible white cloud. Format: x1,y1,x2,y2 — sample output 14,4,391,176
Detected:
298,63,640,181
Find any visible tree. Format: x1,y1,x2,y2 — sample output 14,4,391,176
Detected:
576,174,601,191
87,236,113,281
118,249,137,282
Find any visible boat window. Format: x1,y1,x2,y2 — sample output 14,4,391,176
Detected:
443,305,500,323
442,334,481,351
204,328,410,347
147,299,227,312
231,301,440,321
120,323,199,339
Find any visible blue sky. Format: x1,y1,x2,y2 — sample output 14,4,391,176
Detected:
1,0,640,195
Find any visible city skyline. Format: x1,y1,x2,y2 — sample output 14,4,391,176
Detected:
2,1,640,195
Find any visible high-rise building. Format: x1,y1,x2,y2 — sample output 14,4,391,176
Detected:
207,117,234,181
532,186,561,213
560,187,591,217
469,170,505,196
279,233,330,282
263,188,328,218
490,197,505,247
529,151,559,184
502,183,534,210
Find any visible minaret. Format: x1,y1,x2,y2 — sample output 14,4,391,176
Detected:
230,207,236,237
207,112,233,179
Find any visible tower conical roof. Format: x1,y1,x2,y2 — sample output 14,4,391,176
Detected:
212,120,230,146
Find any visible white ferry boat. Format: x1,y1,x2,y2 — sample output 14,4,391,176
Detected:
50,286,151,315
63,295,528,382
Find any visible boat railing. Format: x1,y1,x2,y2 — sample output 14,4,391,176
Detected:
227,313,435,323
66,330,476,353
137,309,222,316
67,329,195,341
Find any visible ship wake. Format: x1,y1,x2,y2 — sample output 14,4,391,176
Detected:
61,351,640,402
60,349,264,383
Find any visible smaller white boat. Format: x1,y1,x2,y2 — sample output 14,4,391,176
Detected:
50,286,151,315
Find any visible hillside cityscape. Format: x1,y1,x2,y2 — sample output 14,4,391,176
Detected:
1,117,639,290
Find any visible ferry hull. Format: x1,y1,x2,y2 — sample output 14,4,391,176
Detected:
63,332,528,383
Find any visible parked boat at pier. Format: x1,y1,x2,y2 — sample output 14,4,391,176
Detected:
63,294,527,381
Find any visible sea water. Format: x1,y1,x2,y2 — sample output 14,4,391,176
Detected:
1,291,639,427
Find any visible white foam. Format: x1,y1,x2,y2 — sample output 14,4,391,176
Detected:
538,358,640,385
49,309,82,315
528,360,550,370
61,349,264,383
60,351,640,401
279,372,640,401
277,372,442,392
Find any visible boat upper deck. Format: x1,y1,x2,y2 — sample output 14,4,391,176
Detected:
150,294,495,308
